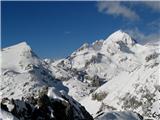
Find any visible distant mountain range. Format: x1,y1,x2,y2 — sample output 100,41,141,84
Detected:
1,30,159,120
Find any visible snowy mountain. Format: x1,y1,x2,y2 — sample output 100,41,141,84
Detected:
77,30,160,119
50,30,160,119
0,42,93,120
1,42,68,99
1,30,159,120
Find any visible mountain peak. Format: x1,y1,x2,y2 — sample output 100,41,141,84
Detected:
3,41,31,51
104,30,136,46
2,41,40,72
13,41,30,49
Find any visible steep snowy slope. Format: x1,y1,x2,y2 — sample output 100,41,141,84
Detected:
72,30,145,80
1,30,159,120
44,57,94,101
0,42,70,100
49,30,159,104
52,30,142,83
1,42,40,72
0,42,94,120
1,42,67,99
79,31,160,119
46,30,159,119
81,62,160,118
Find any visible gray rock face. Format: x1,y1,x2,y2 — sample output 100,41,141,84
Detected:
1,88,93,120
95,111,143,120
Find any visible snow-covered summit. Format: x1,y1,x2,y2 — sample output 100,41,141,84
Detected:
101,30,138,56
103,30,136,46
1,30,159,120
1,42,64,99
48,30,159,119
4,42,31,50
1,42,94,120
2,42,40,73
77,31,160,119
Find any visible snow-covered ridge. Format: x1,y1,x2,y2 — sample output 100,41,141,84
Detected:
61,30,159,83
1,30,160,120
2,42,40,73
1,42,65,99
50,30,160,119
3,42,30,50
103,30,136,46
1,42,94,120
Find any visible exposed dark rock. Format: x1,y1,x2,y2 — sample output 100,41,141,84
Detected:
145,52,159,62
1,89,93,120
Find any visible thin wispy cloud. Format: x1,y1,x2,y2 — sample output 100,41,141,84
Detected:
143,1,160,12
147,18,160,31
96,1,160,44
125,27,160,44
96,1,139,21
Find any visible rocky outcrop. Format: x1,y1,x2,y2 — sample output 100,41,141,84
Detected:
0,87,93,120
94,111,143,120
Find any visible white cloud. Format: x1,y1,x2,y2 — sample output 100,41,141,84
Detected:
96,1,160,44
147,18,160,31
124,27,160,44
143,1,160,11
97,1,139,21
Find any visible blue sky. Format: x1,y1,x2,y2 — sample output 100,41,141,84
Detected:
1,1,160,58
